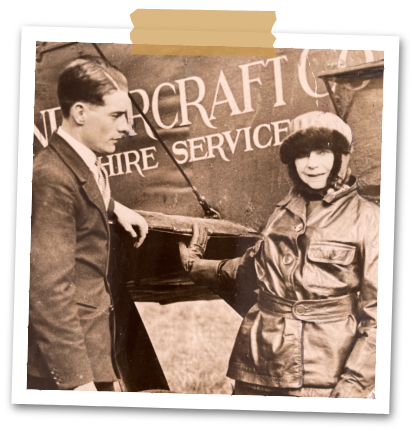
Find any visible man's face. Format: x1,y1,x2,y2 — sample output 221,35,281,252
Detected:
82,90,131,154
295,149,335,190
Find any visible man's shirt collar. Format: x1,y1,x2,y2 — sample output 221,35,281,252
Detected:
57,127,98,179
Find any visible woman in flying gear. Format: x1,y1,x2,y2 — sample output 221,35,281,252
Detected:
179,111,379,398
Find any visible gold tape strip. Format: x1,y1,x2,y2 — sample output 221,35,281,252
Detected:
130,9,276,32
130,9,276,57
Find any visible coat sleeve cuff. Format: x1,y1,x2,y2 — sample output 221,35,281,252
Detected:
47,363,95,390
330,375,374,398
190,259,242,287
343,337,376,388
190,260,222,286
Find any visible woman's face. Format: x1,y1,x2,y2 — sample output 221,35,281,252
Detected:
295,149,335,190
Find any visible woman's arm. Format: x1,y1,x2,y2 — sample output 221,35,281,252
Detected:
179,224,261,316
330,206,379,398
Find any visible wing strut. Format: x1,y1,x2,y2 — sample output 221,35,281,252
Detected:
92,43,221,220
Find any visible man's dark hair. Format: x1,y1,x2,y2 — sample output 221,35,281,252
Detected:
58,55,128,118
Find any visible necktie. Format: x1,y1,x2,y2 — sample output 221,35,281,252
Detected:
95,158,111,210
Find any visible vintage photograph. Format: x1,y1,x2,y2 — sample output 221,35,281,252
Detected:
27,41,385,399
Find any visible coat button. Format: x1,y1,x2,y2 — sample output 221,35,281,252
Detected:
329,250,337,259
295,305,306,315
283,254,294,265
294,223,304,232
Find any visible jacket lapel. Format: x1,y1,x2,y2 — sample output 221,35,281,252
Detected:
275,189,306,222
284,194,306,223
49,133,109,225
81,180,109,226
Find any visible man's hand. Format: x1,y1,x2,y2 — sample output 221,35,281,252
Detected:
114,201,148,248
179,223,210,272
74,381,97,391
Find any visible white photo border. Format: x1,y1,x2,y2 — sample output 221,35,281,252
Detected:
12,26,399,414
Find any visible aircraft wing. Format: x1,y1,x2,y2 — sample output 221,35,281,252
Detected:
111,210,260,306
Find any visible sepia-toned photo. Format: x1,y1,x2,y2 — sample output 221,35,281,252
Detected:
28,41,384,397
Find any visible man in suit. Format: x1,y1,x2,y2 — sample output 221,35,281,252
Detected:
28,55,151,391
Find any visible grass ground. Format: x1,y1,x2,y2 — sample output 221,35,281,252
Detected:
136,299,243,394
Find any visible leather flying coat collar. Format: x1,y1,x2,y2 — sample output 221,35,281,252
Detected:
276,180,359,209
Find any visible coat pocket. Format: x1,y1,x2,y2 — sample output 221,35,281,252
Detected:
307,242,356,265
304,242,357,295
302,315,358,387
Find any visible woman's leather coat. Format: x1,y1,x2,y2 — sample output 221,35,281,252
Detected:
203,181,379,398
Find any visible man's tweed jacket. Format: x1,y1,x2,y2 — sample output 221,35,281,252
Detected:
29,132,120,389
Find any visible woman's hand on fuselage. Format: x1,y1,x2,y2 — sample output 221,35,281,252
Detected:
179,223,210,272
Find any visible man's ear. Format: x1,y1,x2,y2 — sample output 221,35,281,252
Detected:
70,102,87,125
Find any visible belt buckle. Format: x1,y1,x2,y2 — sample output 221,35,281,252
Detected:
294,305,306,316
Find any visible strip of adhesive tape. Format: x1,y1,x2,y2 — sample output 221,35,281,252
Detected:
130,9,276,57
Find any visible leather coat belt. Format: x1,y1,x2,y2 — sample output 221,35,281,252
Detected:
258,290,357,322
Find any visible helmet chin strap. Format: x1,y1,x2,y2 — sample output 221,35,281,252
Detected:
328,153,351,191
